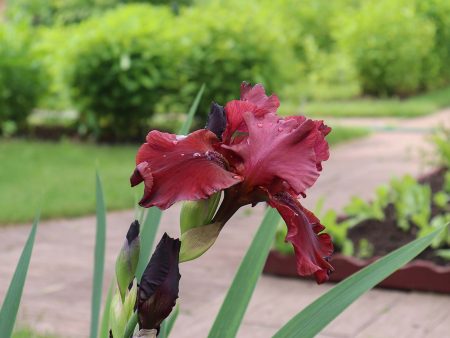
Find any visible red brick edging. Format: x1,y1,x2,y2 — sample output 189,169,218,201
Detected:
263,251,450,294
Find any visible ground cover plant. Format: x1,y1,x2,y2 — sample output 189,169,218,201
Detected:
0,83,446,338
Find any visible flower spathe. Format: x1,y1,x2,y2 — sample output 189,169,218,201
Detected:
131,82,334,283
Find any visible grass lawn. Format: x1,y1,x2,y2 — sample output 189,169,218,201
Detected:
0,126,367,225
0,140,140,224
285,85,450,118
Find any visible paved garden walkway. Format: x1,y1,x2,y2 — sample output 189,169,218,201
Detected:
0,110,449,338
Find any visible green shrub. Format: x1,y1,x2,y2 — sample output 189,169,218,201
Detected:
166,2,298,117
67,3,298,139
67,5,177,140
6,0,190,27
416,0,450,85
0,25,45,133
336,0,437,96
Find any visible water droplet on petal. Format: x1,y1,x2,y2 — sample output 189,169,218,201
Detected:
278,127,283,132
172,140,178,145
257,123,263,128
162,154,167,158
193,152,201,157
180,153,185,156
278,119,285,124
232,175,241,179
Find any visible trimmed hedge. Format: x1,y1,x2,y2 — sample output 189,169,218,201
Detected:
0,25,44,134
67,3,298,139
336,0,437,96
67,5,178,140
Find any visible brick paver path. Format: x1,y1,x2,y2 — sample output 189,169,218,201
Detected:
0,110,449,338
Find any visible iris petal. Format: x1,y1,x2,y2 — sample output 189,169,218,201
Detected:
222,82,280,143
132,129,242,209
269,192,334,284
223,112,330,196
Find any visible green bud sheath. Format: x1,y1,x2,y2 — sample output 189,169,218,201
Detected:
110,282,137,338
116,221,141,301
180,192,221,234
179,222,222,262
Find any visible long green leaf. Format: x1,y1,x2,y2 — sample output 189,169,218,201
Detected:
99,280,114,338
90,172,107,338
208,209,281,338
136,207,163,281
273,224,448,338
178,84,205,135
0,214,39,338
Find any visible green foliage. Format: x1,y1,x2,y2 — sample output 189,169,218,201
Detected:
337,0,437,96
0,216,38,338
67,5,176,140
356,239,374,260
436,248,450,260
433,191,449,209
416,0,450,83
90,173,107,338
0,25,44,133
344,186,389,223
390,175,432,231
432,128,450,168
6,0,115,26
6,0,190,27
171,2,297,117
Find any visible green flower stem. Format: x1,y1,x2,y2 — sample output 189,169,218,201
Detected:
123,312,138,338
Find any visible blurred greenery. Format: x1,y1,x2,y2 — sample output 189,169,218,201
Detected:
0,126,366,224
1,0,450,139
0,24,45,133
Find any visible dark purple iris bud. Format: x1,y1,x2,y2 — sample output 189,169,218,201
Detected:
137,233,181,330
205,102,226,139
126,220,140,244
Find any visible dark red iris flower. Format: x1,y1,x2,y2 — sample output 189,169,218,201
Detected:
131,82,334,283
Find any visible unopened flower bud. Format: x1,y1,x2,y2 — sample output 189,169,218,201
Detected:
110,282,137,338
116,220,140,301
205,102,226,139
180,192,221,234
137,233,181,330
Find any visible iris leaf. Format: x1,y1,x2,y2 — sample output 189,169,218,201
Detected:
99,280,115,338
179,84,205,135
273,223,448,338
208,208,281,338
0,214,39,338
136,207,163,281
89,172,107,338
